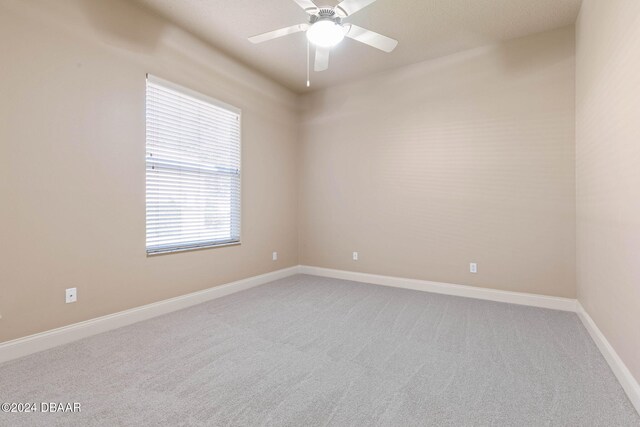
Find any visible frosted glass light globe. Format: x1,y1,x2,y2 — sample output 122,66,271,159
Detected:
306,21,345,48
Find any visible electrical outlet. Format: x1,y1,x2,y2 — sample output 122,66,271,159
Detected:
65,288,77,304
353,251,359,261
470,263,477,274
272,251,278,261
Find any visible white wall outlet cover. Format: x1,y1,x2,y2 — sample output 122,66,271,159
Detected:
272,252,278,261
65,288,77,304
470,263,478,273
353,252,359,261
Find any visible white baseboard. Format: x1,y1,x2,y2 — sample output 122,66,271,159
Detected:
299,265,577,312
0,266,300,365
576,302,640,414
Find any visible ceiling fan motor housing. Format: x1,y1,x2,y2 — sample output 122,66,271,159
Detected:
310,8,343,25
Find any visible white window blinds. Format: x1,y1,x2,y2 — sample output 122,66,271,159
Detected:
146,75,241,254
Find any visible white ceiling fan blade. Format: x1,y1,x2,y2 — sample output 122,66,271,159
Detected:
292,0,319,14
335,0,377,17
345,24,398,53
248,24,309,44
314,46,330,71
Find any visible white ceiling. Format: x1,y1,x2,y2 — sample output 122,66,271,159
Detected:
135,0,582,93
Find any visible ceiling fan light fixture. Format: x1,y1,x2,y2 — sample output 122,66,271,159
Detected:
306,20,345,47
248,0,398,85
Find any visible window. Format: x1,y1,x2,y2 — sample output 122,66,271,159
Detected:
145,75,241,254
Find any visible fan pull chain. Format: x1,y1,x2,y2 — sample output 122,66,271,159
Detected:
306,39,311,87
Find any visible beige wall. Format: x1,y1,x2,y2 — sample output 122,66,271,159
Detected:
299,27,576,298
0,0,299,342
576,0,640,382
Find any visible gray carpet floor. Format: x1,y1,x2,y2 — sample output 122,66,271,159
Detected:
0,274,638,426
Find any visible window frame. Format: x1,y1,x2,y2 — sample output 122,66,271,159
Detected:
145,74,242,256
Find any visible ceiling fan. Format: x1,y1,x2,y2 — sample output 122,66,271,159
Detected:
248,0,398,85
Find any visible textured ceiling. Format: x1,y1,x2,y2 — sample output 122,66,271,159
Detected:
135,0,582,93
